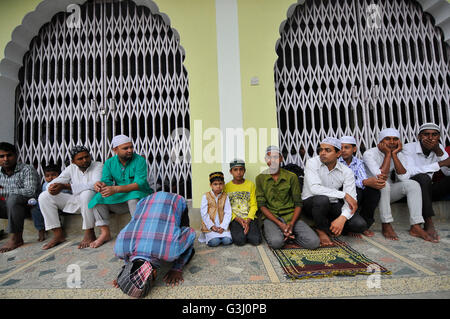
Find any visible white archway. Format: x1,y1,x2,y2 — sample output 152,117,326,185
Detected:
0,0,185,143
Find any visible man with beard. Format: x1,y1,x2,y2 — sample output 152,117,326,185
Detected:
255,146,320,250
88,135,153,248
0,142,39,252
404,123,450,242
38,146,103,249
363,128,435,242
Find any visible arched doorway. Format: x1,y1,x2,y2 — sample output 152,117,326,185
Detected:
275,0,450,166
15,0,192,198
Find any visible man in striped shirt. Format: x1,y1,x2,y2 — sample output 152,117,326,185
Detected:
339,136,384,237
0,142,40,253
114,191,195,291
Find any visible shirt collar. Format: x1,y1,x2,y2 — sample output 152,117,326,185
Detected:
338,156,357,167
261,168,289,182
320,159,343,173
1,162,25,175
415,141,424,155
415,141,438,158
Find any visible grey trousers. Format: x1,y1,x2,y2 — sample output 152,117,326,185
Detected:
92,199,139,227
263,216,320,250
378,180,424,225
0,194,29,234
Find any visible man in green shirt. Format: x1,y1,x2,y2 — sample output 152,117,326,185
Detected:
256,146,319,250
88,135,153,248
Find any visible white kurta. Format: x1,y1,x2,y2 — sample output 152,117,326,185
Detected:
38,161,103,230
47,161,103,213
198,191,232,244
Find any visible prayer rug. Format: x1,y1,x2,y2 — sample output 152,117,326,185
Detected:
271,238,392,280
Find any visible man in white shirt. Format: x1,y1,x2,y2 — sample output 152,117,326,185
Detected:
363,128,435,242
302,137,365,247
38,146,103,250
404,123,450,242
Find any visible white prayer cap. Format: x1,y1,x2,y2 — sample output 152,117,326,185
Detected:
419,123,440,134
320,137,341,150
340,136,357,145
378,128,400,143
111,134,132,148
265,145,280,155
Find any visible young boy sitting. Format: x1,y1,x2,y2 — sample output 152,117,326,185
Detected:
224,159,261,246
28,164,65,242
198,172,233,247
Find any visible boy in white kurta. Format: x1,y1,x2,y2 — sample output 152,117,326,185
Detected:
198,172,232,247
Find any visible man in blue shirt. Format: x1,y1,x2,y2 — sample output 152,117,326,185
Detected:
113,192,195,297
339,136,384,237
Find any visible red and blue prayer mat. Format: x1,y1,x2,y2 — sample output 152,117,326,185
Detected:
271,238,392,280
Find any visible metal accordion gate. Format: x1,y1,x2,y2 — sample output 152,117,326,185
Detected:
275,0,450,167
15,0,192,199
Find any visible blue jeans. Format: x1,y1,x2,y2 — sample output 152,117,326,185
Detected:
207,237,233,247
30,204,45,231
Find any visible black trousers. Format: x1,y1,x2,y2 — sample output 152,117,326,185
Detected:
0,194,30,234
230,219,262,246
411,173,450,218
356,186,381,229
302,195,367,234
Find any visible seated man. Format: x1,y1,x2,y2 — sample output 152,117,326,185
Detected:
363,128,435,242
339,136,384,237
302,137,365,246
255,146,320,250
113,192,195,298
38,146,103,249
0,142,40,253
89,135,153,248
404,123,450,242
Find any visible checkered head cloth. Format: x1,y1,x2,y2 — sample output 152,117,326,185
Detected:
116,259,153,298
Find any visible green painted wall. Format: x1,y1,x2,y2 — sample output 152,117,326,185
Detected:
237,0,294,185
0,0,41,62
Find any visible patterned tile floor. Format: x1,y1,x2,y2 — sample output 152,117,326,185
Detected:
0,220,450,298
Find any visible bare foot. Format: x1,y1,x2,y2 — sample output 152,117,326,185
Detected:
38,230,46,242
78,229,96,249
346,232,363,239
0,235,24,253
409,224,437,243
424,218,440,242
316,229,333,247
382,223,399,240
163,270,184,287
112,279,119,288
89,227,111,248
363,229,375,237
42,236,66,250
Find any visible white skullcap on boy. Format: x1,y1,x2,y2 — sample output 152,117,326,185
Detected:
340,136,357,145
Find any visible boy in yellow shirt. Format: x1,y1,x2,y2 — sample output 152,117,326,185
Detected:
225,159,261,246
